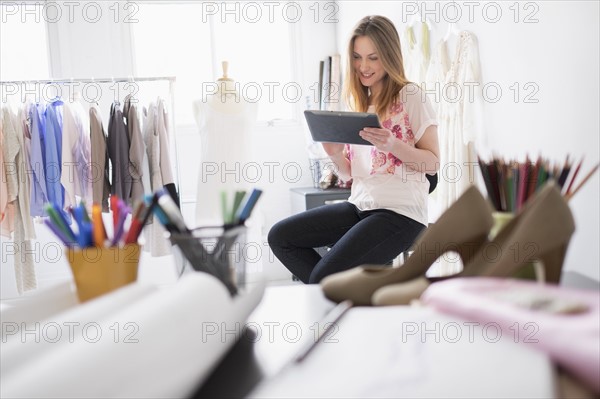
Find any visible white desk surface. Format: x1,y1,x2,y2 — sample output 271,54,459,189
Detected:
1,281,558,398
198,284,556,398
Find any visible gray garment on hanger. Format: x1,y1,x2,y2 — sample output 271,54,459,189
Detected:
107,103,132,201
124,95,145,204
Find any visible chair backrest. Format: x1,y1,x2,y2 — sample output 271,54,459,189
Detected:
426,173,438,194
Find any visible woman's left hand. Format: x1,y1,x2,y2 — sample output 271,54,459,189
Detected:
359,127,397,152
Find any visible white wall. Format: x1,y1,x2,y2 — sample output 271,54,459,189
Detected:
2,1,597,298
336,1,599,280
1,1,338,298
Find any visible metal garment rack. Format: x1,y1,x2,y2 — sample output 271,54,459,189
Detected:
0,76,181,200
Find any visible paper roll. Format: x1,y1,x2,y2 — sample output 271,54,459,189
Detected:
1,272,265,398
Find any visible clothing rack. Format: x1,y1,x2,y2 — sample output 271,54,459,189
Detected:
1,76,181,201
0,76,176,84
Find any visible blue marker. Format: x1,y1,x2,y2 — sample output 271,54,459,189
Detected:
235,189,263,224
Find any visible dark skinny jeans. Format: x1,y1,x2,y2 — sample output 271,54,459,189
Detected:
267,202,426,284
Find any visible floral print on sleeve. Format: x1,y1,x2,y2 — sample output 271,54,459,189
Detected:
369,101,417,175
345,144,353,161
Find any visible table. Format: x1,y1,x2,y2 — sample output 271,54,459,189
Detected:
192,284,559,398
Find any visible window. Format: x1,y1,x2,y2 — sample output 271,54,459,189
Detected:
131,1,295,125
0,2,50,81
132,3,212,125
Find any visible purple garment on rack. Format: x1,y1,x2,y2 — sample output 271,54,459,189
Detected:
44,99,65,208
29,103,49,216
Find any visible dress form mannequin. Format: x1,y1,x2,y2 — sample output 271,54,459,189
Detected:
193,61,258,225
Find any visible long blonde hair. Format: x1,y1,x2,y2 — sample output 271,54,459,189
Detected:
344,15,410,118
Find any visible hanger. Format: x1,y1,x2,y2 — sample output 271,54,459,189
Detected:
444,22,460,42
69,77,82,103
123,75,138,104
408,11,433,30
48,81,62,104
88,76,99,107
111,76,121,107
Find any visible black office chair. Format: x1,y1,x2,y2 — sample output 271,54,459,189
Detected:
396,172,437,264
425,172,438,194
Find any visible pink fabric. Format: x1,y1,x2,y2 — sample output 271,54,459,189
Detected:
421,277,600,394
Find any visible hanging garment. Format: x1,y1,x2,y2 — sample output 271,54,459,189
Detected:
89,105,111,212
29,103,49,217
142,102,171,257
156,98,179,206
1,106,37,293
123,94,145,204
107,102,132,202
61,103,79,208
71,101,92,205
44,100,65,209
17,104,35,240
1,107,16,237
0,114,7,228
156,99,175,188
425,30,484,212
62,101,92,208
401,22,431,85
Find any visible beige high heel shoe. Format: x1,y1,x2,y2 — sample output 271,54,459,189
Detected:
372,181,575,306
320,185,494,306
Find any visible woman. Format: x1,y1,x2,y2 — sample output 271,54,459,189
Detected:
268,15,439,284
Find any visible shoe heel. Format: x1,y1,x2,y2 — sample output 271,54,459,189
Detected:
462,182,575,283
536,242,569,284
455,232,490,267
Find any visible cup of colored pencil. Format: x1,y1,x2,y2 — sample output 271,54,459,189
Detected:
66,244,141,302
478,154,598,282
44,196,153,302
477,154,599,213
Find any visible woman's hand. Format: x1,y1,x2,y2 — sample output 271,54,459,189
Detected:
359,127,397,152
321,142,351,181
321,142,345,157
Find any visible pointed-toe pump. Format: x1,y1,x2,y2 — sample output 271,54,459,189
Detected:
320,185,494,306
371,276,431,306
371,181,575,306
459,181,574,283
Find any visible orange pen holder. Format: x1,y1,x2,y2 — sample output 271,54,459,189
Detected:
66,244,141,302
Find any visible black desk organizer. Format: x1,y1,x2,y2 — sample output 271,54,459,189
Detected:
169,224,247,297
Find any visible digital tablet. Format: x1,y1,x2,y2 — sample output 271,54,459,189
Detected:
304,110,381,146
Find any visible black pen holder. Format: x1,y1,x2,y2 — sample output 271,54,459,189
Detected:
169,225,247,296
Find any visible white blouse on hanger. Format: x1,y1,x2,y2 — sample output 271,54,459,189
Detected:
1,105,37,293
142,100,172,257
62,101,92,209
401,22,431,85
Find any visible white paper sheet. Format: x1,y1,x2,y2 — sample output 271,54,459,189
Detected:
249,306,555,398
